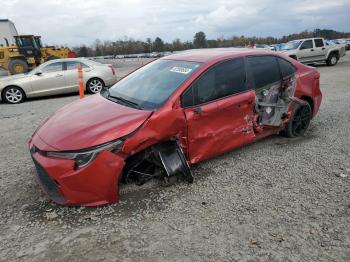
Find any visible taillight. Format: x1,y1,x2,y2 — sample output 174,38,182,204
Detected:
108,64,115,75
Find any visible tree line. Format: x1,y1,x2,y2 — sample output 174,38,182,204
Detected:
75,29,350,57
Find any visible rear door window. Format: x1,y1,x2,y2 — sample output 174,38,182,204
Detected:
314,39,324,47
247,56,281,89
66,61,89,70
277,57,297,78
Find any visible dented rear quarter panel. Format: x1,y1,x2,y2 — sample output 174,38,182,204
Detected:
294,64,322,117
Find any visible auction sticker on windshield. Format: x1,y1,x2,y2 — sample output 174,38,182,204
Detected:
170,66,193,74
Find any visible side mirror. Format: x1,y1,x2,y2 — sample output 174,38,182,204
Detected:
35,71,42,76
172,97,182,109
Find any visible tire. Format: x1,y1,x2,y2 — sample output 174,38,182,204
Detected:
326,53,338,66
282,102,312,138
2,86,25,104
8,59,29,75
86,78,105,94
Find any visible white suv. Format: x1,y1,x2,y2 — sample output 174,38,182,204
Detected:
280,38,346,66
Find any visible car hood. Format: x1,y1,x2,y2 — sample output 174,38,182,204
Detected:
35,94,152,151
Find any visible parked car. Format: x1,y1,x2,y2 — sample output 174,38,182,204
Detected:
254,44,275,51
270,43,286,51
0,58,117,104
280,38,346,66
29,48,322,206
337,39,350,50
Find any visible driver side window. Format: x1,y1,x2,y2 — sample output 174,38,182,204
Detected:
182,57,247,107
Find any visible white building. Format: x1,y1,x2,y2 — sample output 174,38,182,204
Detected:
0,19,18,46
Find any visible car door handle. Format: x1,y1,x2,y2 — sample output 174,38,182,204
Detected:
310,49,314,51
193,106,202,114
56,74,63,77
322,47,325,50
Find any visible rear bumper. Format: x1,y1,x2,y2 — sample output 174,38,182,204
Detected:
312,73,322,117
29,137,125,206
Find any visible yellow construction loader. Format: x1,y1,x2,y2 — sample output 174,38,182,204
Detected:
0,35,41,74
0,35,76,74
34,36,76,61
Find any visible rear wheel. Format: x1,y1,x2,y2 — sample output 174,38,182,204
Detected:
326,53,338,66
8,59,29,75
282,102,312,138
86,78,104,94
2,86,25,104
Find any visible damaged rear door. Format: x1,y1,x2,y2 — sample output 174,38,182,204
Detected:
181,57,255,163
247,55,297,128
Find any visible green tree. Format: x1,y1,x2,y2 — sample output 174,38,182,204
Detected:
153,37,164,52
146,38,152,53
172,38,183,51
77,45,89,57
95,46,102,56
193,31,207,48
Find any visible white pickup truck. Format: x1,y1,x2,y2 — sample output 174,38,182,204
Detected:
280,38,346,66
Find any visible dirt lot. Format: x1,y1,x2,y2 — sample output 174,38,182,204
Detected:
0,55,349,262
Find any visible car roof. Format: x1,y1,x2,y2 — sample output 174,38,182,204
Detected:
46,58,89,62
44,58,101,65
162,48,277,63
289,38,323,42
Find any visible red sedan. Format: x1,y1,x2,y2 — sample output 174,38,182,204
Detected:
29,48,322,206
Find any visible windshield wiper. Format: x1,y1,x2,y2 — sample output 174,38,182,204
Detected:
108,94,142,110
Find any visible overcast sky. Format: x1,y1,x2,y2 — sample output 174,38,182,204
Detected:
2,0,350,46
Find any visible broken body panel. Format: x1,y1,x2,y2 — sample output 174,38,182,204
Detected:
29,49,322,206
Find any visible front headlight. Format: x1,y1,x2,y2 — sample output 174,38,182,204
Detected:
46,139,123,169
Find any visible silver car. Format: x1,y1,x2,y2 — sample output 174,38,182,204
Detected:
0,58,118,104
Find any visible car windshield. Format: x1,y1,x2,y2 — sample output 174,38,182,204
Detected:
281,40,302,50
106,59,201,110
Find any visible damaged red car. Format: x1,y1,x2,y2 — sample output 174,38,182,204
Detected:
29,49,322,206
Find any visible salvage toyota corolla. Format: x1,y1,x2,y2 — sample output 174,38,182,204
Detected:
29,48,322,206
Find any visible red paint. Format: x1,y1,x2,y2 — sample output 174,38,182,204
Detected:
29,49,322,206
68,51,77,58
35,95,152,150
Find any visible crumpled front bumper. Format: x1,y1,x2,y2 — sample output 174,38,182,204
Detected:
29,135,125,206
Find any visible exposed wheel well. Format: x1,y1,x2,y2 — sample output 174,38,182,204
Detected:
1,85,26,101
300,96,314,116
120,139,193,185
328,51,339,59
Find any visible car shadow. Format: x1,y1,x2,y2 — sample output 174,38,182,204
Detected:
26,92,84,102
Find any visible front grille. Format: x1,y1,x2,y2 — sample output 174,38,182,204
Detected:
32,156,67,205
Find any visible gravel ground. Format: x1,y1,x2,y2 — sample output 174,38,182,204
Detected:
0,56,349,262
